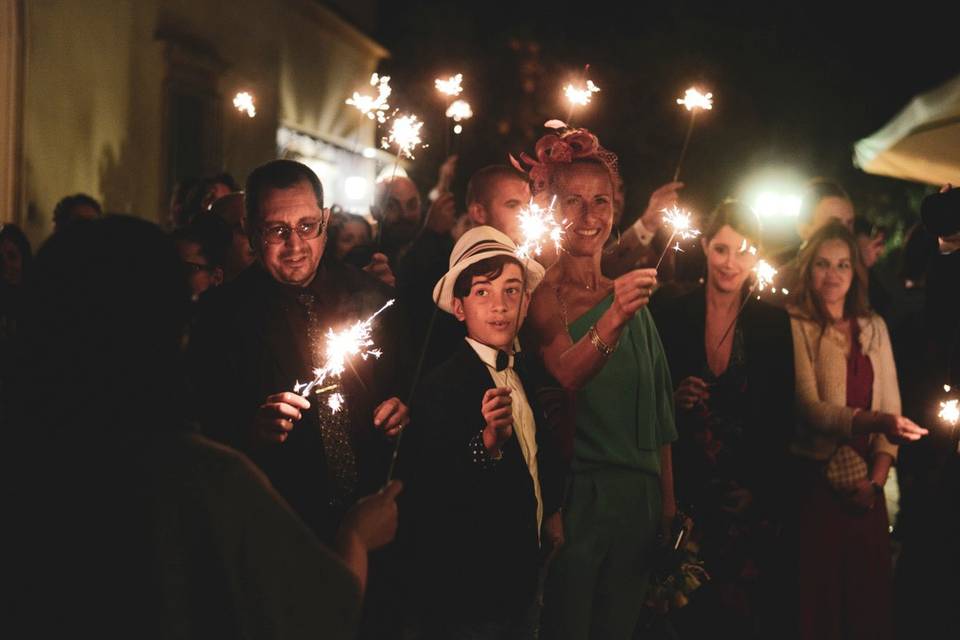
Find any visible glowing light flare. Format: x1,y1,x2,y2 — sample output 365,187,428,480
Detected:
939,398,959,426
738,239,759,255
232,92,256,118
753,260,778,292
676,87,714,112
564,80,600,107
435,73,464,97
663,206,701,241
345,74,392,123
293,299,395,413
446,99,473,122
381,113,425,159
515,197,564,260
453,124,463,135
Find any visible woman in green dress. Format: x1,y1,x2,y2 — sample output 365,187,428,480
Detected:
523,127,677,640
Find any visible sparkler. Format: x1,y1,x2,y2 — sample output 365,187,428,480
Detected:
293,299,395,413
381,113,425,159
446,99,473,135
655,206,701,270
345,73,392,123
515,197,564,261
232,92,256,118
435,73,464,97
564,80,600,107
715,258,778,352
939,385,959,426
673,87,714,182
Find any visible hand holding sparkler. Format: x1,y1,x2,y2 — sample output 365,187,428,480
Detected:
611,269,658,324
254,391,311,445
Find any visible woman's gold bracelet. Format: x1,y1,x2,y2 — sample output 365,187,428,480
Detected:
588,324,616,357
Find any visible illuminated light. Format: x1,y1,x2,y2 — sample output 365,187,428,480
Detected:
564,79,600,107
344,176,369,201
233,91,256,118
753,192,802,218
676,87,713,112
362,147,377,159
453,124,463,134
346,74,392,124
381,113,425,159
435,74,464,97
446,99,473,122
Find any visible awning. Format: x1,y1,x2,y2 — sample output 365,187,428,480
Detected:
853,73,960,186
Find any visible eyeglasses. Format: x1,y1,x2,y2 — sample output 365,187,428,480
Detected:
259,220,325,245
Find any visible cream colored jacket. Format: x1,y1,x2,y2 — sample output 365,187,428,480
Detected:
788,308,899,462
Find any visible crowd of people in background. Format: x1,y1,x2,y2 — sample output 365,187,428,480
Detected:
2,125,958,640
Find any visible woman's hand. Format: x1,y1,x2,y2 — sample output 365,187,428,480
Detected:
844,479,877,512
611,268,657,324
875,412,928,445
674,376,710,411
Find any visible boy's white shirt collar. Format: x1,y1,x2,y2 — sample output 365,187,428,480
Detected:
464,336,519,369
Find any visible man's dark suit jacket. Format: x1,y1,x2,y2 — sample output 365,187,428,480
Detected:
403,340,562,624
190,260,401,541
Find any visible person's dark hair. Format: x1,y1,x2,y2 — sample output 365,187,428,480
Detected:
181,173,242,227
797,178,850,226
0,222,33,273
466,165,529,209
898,222,938,283
244,160,324,228
453,254,523,299
173,214,231,268
15,216,191,436
791,220,871,326
703,199,761,247
53,193,102,228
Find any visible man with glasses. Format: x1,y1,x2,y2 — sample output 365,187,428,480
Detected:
191,159,410,545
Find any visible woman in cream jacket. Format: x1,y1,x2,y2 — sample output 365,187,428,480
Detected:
787,221,927,640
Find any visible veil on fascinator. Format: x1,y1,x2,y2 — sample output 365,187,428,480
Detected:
510,120,619,195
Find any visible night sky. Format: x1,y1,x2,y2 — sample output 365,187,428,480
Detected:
373,0,958,243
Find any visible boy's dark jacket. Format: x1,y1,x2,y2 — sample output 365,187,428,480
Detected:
402,340,563,621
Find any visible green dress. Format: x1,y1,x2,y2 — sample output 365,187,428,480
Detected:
543,294,677,640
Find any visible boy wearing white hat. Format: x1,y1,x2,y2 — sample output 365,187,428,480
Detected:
405,225,561,639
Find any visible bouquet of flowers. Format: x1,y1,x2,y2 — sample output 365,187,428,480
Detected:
644,513,709,614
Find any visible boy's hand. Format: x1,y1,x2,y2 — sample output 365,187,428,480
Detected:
481,387,513,456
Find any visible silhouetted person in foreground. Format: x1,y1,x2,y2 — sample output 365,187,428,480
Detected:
7,215,400,639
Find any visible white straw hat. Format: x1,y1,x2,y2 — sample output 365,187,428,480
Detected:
433,225,545,314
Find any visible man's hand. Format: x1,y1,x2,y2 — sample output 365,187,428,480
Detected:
425,192,457,235
481,387,513,456
363,252,396,287
254,392,311,444
543,511,565,552
339,480,403,553
373,397,410,438
638,182,684,233
612,268,657,324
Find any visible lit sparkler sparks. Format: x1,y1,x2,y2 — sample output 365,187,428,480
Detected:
446,99,473,122
515,197,564,260
435,73,464,97
754,260,778,292
940,385,959,426
232,92,256,118
345,73,392,124
564,80,600,107
293,299,395,413
676,87,714,112
381,113,425,159
655,206,701,270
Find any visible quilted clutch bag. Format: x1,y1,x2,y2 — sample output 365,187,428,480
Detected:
824,444,868,492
